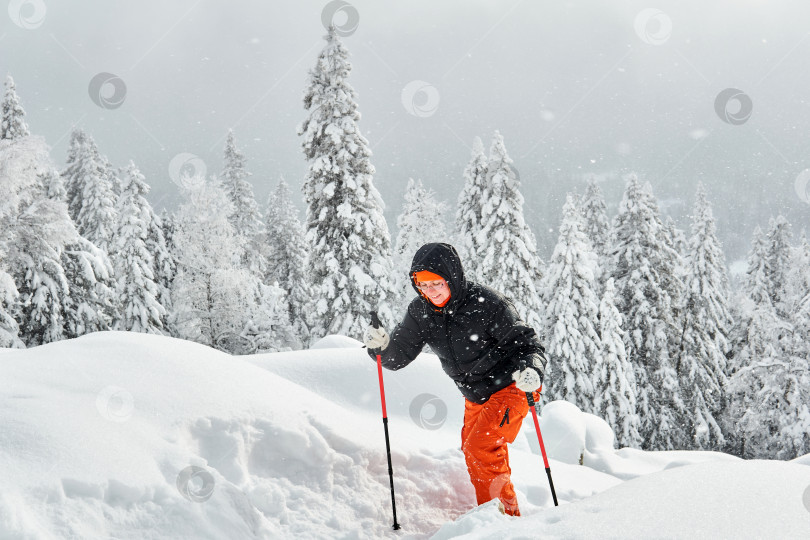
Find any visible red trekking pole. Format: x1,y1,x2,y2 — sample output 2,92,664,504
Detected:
526,389,559,506
370,311,401,530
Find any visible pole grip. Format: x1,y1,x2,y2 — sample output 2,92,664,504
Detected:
370,311,381,329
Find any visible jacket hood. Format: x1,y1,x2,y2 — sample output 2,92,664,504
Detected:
409,243,468,312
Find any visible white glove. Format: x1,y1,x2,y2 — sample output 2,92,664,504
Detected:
512,368,541,392
364,326,390,350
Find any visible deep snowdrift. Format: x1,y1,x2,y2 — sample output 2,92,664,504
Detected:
1,332,808,539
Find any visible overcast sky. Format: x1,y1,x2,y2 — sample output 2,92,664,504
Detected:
3,0,810,262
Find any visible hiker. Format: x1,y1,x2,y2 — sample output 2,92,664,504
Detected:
365,242,547,516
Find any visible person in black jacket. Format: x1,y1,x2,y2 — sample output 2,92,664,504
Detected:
365,242,546,516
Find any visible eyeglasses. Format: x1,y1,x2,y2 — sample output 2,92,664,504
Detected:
416,280,447,292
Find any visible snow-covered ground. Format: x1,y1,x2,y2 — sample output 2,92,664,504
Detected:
1,332,809,539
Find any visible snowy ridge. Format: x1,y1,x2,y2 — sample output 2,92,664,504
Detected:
2,332,810,539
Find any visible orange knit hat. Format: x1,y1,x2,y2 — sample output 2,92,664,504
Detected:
413,270,444,283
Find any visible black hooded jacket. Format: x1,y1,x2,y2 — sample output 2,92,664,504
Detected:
368,243,547,404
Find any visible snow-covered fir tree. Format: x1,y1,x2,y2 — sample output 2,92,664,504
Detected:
541,194,601,412
726,224,809,459
111,162,166,334
221,130,266,275
62,129,88,221
264,179,311,347
455,136,488,279
16,217,72,346
1,75,30,141
764,215,793,317
171,176,293,352
0,132,76,346
394,178,449,307
0,79,71,346
61,236,115,339
44,155,115,338
596,277,642,448
298,26,398,339
146,210,174,323
476,131,544,332
62,130,118,251
0,271,23,347
676,184,731,450
580,176,611,263
608,174,685,450
787,233,810,367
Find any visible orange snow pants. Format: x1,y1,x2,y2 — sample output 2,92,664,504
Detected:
461,383,538,516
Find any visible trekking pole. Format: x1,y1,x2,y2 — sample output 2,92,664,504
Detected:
370,311,401,530
525,389,559,506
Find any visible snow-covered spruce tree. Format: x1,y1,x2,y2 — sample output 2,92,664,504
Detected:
726,225,809,459
0,271,23,347
147,211,174,320
298,26,398,340
541,194,601,413
62,131,118,251
764,215,793,317
61,235,115,339
0,135,75,346
160,208,177,255
787,233,810,366
596,277,642,448
111,162,166,334
676,184,732,450
580,177,611,271
45,150,115,338
394,178,449,307
264,179,311,347
455,136,488,279
1,75,30,141
477,131,544,332
171,176,242,346
221,130,266,275
62,129,88,222
608,174,685,450
171,176,293,352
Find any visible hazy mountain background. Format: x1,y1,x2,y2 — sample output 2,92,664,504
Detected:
3,0,809,264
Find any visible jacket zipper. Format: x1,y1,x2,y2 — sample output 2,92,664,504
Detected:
499,408,510,427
